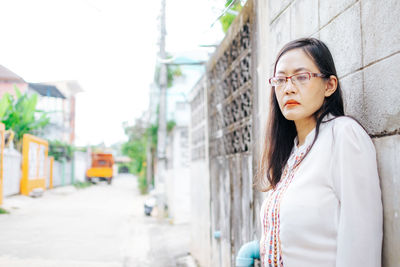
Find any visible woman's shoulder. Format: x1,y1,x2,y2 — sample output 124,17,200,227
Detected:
328,115,374,151
328,115,368,136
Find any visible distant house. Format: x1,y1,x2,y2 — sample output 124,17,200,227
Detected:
0,65,28,98
42,81,83,145
0,65,82,146
29,83,66,99
29,81,82,145
28,83,66,143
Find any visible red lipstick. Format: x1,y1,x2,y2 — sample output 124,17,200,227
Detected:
284,100,300,106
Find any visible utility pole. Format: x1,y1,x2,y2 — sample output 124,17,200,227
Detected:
156,0,167,217
146,84,155,191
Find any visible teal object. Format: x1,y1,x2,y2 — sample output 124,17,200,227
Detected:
235,240,260,267
213,231,221,239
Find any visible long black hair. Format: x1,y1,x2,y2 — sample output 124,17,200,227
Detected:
256,38,344,191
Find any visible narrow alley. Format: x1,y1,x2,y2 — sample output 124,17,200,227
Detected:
0,174,193,267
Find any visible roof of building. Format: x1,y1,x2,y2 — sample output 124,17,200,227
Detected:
28,83,66,99
44,80,84,96
0,65,25,82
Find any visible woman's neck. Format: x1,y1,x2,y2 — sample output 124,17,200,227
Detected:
295,117,317,147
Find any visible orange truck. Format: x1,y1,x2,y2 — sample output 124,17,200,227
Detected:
86,153,114,184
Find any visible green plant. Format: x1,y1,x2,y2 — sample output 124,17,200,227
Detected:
167,120,176,132
48,140,74,161
138,168,147,195
122,125,146,175
121,118,176,177
74,146,87,153
73,181,92,189
154,55,183,88
219,0,243,33
0,86,50,150
0,207,10,214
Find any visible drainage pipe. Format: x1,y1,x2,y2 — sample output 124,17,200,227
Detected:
235,240,260,267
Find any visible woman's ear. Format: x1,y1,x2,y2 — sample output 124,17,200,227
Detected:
324,75,337,97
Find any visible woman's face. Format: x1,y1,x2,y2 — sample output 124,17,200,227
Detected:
274,48,336,124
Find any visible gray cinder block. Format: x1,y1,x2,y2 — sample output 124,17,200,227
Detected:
373,135,400,267
340,70,364,120
319,0,357,27
291,0,319,39
362,0,400,66
320,2,362,77
363,53,400,135
269,0,292,23
269,8,291,66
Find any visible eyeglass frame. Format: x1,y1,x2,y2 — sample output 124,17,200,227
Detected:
268,72,326,87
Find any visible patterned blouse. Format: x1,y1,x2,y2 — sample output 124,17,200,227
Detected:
260,116,382,267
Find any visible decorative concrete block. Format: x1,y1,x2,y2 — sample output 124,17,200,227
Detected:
340,70,364,120
320,2,362,77
290,0,319,39
373,135,400,267
269,7,291,66
319,0,357,27
269,0,292,23
362,0,400,66
363,53,400,135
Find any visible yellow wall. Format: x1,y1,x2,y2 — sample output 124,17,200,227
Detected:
20,134,48,196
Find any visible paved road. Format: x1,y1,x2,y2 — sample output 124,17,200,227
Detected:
0,174,191,267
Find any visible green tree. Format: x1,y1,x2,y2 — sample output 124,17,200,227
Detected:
122,119,148,175
48,140,74,161
219,0,243,33
0,86,49,150
121,117,176,194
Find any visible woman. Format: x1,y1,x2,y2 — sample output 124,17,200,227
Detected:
257,38,382,267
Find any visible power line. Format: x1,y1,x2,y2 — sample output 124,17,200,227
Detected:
210,0,241,28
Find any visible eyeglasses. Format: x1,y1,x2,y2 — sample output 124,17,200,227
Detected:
269,72,325,87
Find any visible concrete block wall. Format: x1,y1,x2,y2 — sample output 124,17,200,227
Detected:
74,151,88,182
52,161,63,187
188,78,211,267
52,161,73,187
265,0,400,265
3,148,21,196
64,161,72,185
374,136,400,267
46,157,51,188
204,1,255,265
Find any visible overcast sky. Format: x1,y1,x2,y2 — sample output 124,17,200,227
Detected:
0,0,224,146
